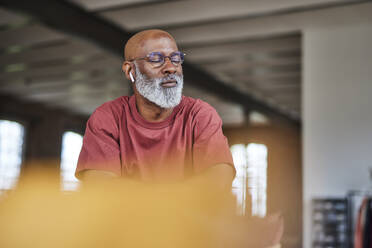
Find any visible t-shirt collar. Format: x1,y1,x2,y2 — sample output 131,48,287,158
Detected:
129,95,184,129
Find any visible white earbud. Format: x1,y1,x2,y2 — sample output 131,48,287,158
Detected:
129,72,135,82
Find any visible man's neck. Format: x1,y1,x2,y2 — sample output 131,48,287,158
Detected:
134,93,174,122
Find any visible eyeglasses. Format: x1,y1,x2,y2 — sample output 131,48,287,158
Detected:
129,51,185,67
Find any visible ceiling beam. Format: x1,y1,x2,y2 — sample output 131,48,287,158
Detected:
0,54,121,81
0,69,125,91
99,0,360,31
185,37,301,62
0,7,28,26
167,1,372,45
0,23,66,49
0,0,300,125
0,40,103,65
199,57,300,69
78,0,176,12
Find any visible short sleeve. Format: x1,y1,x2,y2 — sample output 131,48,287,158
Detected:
192,102,235,175
75,109,122,178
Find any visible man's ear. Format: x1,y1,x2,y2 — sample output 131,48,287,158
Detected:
122,61,135,83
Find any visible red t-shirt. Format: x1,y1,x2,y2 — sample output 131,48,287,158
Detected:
76,95,234,181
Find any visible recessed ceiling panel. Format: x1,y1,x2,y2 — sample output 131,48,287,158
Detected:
0,24,66,49
0,7,29,26
100,0,353,31
69,0,161,11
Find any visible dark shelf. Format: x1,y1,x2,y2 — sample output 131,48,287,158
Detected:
312,198,349,248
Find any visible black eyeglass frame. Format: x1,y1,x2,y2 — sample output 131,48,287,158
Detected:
128,51,186,67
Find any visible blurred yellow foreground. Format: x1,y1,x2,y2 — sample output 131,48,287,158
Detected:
0,163,283,248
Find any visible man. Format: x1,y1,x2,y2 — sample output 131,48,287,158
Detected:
75,29,235,188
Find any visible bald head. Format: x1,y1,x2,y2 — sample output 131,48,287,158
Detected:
125,29,177,61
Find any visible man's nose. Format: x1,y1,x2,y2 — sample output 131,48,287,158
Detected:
161,57,177,74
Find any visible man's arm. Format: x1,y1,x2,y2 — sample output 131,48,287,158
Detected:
80,170,119,181
191,101,236,188
75,108,122,179
189,163,235,191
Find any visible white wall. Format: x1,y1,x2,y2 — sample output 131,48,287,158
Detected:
303,25,372,248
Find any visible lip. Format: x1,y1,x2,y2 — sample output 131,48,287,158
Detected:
161,80,177,88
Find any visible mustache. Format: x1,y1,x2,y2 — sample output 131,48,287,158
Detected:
158,74,182,83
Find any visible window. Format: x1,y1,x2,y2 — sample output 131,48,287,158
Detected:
231,143,268,217
231,144,248,215
60,131,82,191
0,120,25,191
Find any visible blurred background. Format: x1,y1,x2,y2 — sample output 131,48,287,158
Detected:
0,0,371,247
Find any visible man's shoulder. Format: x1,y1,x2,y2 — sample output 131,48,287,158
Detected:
182,96,216,112
87,96,130,124
182,96,218,116
95,95,130,115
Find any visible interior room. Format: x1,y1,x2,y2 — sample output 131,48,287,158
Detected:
0,1,371,247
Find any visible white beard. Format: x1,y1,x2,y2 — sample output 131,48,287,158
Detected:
134,65,184,109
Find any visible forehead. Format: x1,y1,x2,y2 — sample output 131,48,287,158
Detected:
137,36,178,57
